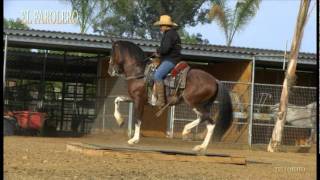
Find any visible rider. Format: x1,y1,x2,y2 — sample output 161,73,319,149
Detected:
153,15,182,107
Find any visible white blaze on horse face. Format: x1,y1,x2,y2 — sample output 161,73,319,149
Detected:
128,120,141,145
193,124,215,153
114,96,131,126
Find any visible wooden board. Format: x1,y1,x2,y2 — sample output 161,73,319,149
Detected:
66,142,246,165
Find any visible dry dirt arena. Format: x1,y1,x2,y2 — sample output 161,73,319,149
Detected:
4,131,316,180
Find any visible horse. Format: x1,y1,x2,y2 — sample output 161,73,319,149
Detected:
108,40,233,153
270,102,316,128
271,102,316,145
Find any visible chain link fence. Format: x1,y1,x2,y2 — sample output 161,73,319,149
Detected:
95,77,316,147
252,83,316,145
168,81,316,146
168,81,252,144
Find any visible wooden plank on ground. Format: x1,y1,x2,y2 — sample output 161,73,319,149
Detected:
66,142,246,165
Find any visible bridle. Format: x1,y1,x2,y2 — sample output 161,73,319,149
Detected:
109,42,158,80
109,56,121,76
109,53,147,81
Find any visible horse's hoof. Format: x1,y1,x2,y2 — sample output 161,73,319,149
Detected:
182,133,191,141
192,145,207,155
182,129,191,137
117,120,124,127
128,138,139,145
115,117,124,127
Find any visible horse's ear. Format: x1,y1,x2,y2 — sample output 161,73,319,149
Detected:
111,39,119,47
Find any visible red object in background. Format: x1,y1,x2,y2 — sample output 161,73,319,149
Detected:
12,111,45,130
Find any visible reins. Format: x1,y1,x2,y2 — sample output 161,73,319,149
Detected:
125,54,157,80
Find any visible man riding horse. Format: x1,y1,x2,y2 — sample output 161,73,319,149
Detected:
108,15,233,153
152,15,182,108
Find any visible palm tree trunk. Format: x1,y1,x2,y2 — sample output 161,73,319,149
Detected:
267,0,310,152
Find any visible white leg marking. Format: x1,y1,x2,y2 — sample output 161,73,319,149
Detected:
182,108,202,138
114,96,131,126
128,120,141,145
151,84,157,106
151,94,157,106
193,124,215,153
192,108,202,116
182,119,200,137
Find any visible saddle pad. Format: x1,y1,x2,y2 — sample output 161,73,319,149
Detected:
171,61,189,77
164,65,190,89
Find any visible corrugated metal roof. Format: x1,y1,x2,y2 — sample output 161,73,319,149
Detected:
3,28,316,65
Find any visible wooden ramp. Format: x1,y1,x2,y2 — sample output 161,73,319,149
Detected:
66,143,246,165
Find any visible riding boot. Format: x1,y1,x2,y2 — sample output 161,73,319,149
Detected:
155,81,165,107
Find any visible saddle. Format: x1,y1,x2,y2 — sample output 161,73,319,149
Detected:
144,59,190,105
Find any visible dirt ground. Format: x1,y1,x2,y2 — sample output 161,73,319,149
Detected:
4,131,316,180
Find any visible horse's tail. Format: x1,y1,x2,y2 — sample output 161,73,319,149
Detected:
212,81,233,142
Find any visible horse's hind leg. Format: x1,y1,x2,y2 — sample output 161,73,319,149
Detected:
192,120,215,153
191,108,215,154
182,108,202,139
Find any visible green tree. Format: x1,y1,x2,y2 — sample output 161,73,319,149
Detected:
91,0,210,40
66,0,213,42
66,0,102,34
4,18,29,29
179,29,209,44
4,18,30,51
208,0,261,46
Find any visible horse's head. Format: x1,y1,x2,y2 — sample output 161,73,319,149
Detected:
108,41,124,77
108,40,146,79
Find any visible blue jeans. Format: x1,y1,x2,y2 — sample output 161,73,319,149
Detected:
154,59,175,81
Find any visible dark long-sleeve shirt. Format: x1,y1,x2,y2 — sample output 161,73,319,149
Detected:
157,28,181,64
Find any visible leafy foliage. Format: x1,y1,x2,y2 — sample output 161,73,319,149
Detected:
67,0,100,34
4,18,29,29
179,29,209,44
66,0,210,42
208,0,261,46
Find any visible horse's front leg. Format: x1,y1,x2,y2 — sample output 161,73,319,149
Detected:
128,97,144,145
114,96,131,126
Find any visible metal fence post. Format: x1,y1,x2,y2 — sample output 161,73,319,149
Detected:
3,35,8,98
102,99,106,132
248,56,256,147
166,106,174,138
128,102,134,138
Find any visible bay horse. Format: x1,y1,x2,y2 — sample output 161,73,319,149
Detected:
108,40,233,153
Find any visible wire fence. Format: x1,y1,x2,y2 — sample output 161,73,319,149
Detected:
252,83,316,145
94,78,317,147
168,81,317,146
168,81,251,143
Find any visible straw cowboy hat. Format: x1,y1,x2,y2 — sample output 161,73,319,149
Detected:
153,15,178,27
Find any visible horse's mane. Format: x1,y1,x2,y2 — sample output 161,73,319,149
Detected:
116,41,146,64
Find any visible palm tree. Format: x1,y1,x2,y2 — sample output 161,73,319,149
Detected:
66,0,99,34
208,0,261,46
